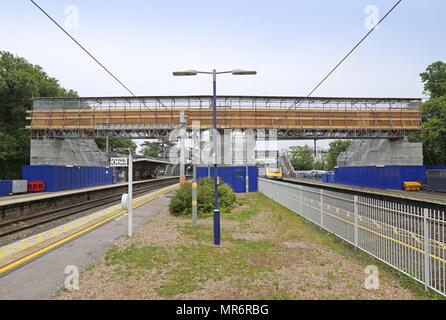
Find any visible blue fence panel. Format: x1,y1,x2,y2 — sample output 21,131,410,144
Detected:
196,166,258,193
333,165,427,190
88,167,92,187
106,168,113,184
88,167,93,187
321,173,328,183
22,165,113,192
0,181,12,196
97,167,102,186
248,166,258,192
426,166,446,171
75,167,81,189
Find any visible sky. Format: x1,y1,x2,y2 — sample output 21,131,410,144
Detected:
1,0,446,151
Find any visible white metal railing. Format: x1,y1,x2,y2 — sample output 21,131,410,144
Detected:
259,178,446,296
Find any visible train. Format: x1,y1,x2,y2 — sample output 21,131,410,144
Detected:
265,166,283,180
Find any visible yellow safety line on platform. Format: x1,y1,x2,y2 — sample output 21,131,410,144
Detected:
0,186,177,275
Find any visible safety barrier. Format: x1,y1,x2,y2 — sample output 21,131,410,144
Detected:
259,178,446,297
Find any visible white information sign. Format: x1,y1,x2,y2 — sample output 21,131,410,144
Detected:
110,158,128,167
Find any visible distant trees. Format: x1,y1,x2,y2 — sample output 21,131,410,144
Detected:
289,145,314,171
420,61,446,99
288,140,351,171
140,139,174,158
95,138,137,152
419,61,446,165
326,140,352,171
0,51,77,179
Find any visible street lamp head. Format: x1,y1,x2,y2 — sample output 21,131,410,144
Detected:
231,69,257,75
172,70,198,76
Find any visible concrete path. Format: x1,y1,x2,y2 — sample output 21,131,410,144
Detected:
0,190,174,299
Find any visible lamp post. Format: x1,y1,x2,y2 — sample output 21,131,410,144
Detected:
173,69,257,245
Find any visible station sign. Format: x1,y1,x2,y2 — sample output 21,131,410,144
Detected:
110,157,128,167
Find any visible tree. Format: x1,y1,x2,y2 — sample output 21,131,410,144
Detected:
326,140,352,171
315,152,327,170
0,51,77,179
95,138,137,152
420,96,446,165
418,61,446,165
420,61,446,98
140,139,174,158
289,145,313,171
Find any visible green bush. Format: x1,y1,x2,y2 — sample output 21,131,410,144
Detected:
217,183,237,213
169,182,192,215
197,177,215,214
169,177,236,216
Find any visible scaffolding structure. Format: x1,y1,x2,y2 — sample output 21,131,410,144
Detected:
30,138,108,166
337,137,423,167
26,95,422,140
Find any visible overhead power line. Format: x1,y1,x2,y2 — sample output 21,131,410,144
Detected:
279,0,403,120
30,0,136,96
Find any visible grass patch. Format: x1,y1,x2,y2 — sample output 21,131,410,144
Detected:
104,243,171,270
65,192,443,300
255,192,445,300
104,218,283,298
225,194,263,222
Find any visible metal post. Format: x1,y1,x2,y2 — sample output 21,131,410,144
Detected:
423,208,430,291
245,133,249,199
179,111,186,186
128,149,133,237
192,164,197,225
212,69,220,245
354,195,359,248
313,139,317,172
299,185,303,215
320,189,324,227
105,135,109,154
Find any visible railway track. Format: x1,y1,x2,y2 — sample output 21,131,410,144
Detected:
0,177,181,240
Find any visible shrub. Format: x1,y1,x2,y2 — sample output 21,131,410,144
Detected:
169,177,237,216
197,177,215,214
217,183,237,213
169,182,192,215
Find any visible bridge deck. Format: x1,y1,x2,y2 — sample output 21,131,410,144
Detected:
27,108,421,130
26,95,423,139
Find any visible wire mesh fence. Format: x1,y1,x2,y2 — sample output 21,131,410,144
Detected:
259,178,446,296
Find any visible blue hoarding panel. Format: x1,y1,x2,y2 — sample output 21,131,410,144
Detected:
426,166,446,171
248,166,258,192
196,166,258,193
89,167,93,187
22,165,113,192
0,181,12,196
333,165,426,190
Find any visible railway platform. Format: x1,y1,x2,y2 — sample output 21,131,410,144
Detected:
0,176,175,206
0,182,179,299
284,177,446,205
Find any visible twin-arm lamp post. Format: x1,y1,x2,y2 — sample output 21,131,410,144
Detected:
173,69,257,245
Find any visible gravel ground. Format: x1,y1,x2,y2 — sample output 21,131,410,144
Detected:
53,193,435,300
